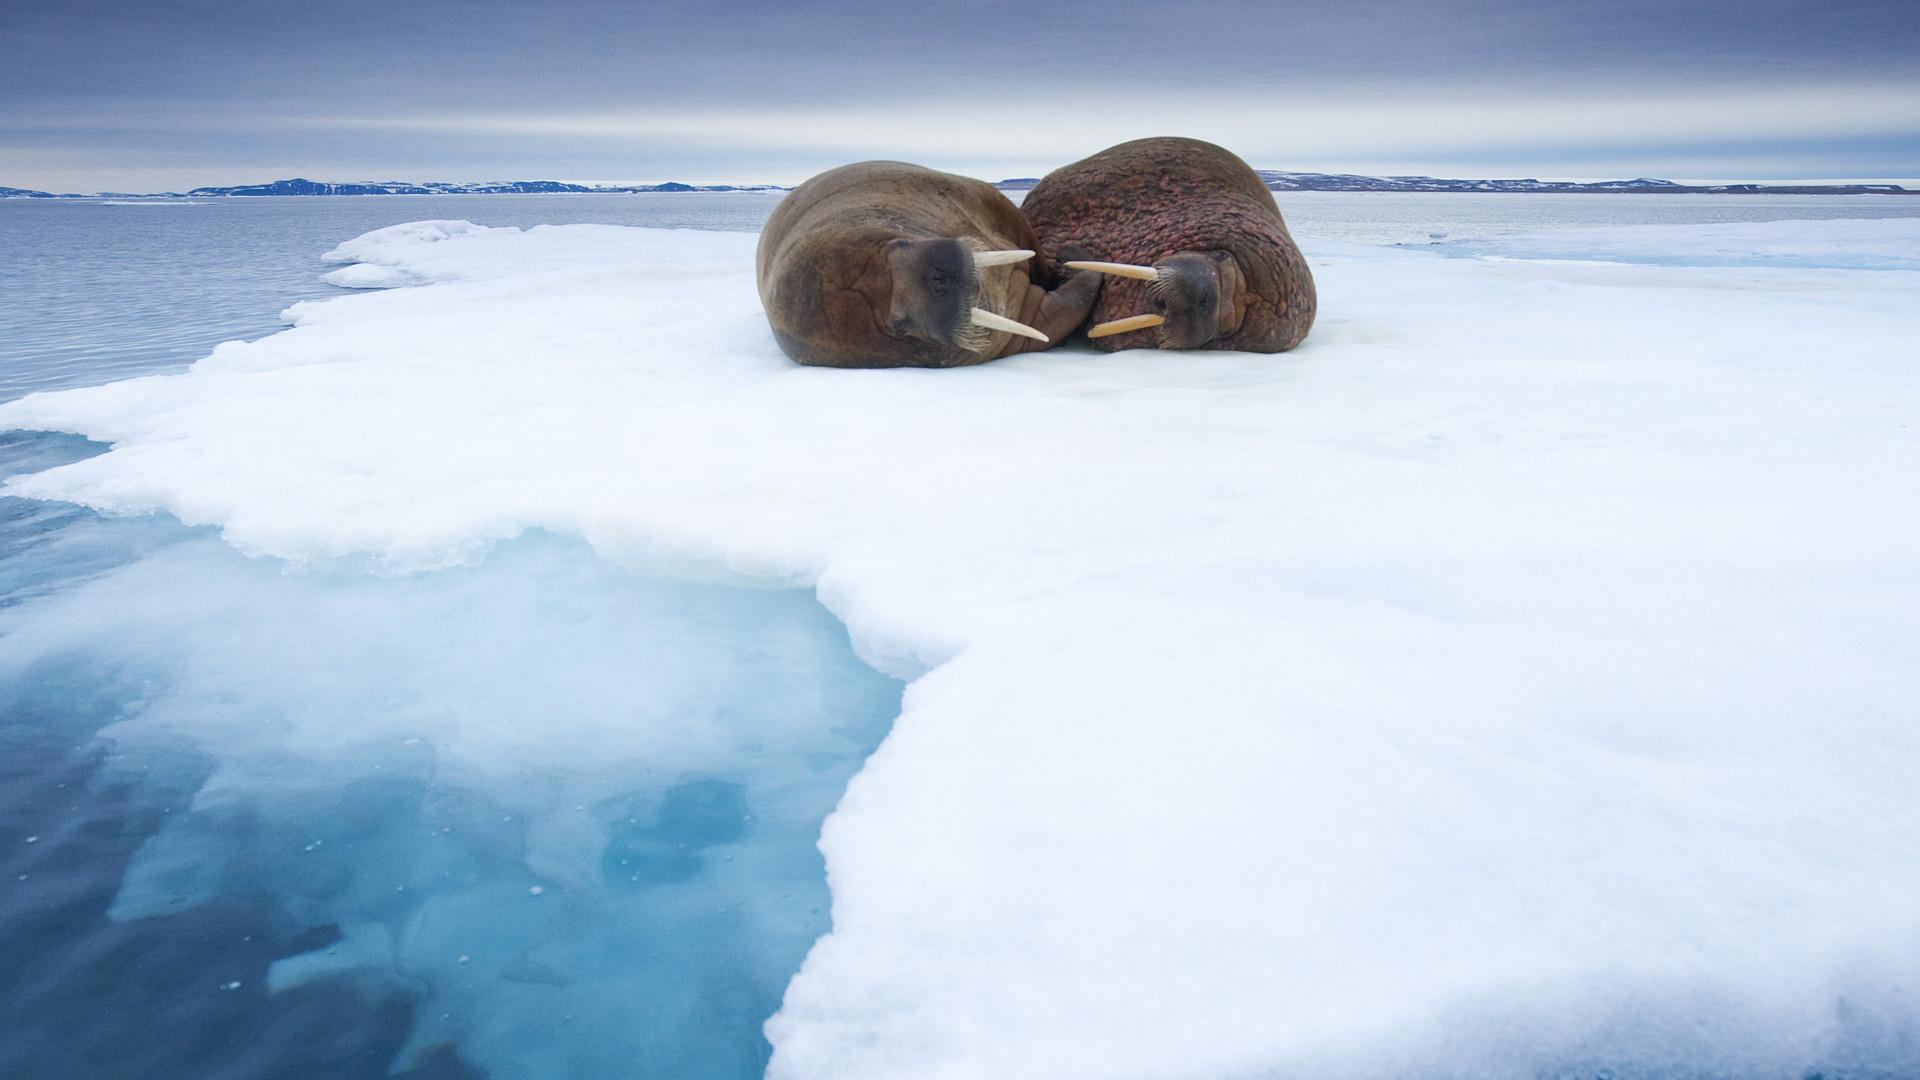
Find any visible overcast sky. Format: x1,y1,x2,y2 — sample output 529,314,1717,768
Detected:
4,0,1918,191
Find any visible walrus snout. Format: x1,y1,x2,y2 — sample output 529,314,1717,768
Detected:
1150,253,1228,349
885,238,972,346
1074,251,1242,349
885,238,1049,349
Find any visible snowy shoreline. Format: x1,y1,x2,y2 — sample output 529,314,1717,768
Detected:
5,219,1919,1078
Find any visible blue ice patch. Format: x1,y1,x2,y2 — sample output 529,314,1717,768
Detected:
0,493,902,1079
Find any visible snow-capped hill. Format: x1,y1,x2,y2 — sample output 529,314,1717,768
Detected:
1585,177,1681,189
0,185,55,198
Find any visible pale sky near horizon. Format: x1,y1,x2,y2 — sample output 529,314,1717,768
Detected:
4,0,1918,192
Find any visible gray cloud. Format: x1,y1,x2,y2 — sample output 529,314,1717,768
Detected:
3,0,1917,189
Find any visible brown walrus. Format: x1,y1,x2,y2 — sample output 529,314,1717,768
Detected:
1021,137,1315,352
757,161,1101,368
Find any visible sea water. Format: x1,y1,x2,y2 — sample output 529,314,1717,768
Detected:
1,193,898,1079
3,191,1918,1079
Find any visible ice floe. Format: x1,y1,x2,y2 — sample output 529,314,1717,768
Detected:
1434,216,1920,270
5,218,1919,1078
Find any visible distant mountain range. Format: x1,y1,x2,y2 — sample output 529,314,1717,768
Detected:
1270,173,1915,195
0,178,786,198
998,172,1918,195
3,174,1914,198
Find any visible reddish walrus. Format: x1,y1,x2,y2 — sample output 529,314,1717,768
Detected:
757,161,1101,368
1022,137,1316,352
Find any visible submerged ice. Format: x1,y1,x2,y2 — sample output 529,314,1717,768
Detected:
0,521,900,1079
4,216,1919,1078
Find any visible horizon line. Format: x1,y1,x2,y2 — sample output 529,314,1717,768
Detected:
7,171,1920,199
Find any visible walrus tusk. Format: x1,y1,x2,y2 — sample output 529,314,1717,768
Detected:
1086,313,1166,339
1065,260,1160,281
969,307,1048,342
971,249,1035,267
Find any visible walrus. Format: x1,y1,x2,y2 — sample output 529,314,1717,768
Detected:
757,161,1101,368
1021,137,1315,352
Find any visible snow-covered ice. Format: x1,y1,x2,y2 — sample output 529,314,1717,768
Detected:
5,217,1919,1078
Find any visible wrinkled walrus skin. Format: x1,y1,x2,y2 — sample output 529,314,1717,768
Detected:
1022,137,1316,353
757,161,1101,368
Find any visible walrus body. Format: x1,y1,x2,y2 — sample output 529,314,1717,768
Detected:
1022,137,1315,352
757,161,1100,368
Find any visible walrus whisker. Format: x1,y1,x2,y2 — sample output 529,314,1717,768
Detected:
954,322,994,352
969,307,1049,343
1086,313,1166,339
971,249,1036,268
1064,260,1160,282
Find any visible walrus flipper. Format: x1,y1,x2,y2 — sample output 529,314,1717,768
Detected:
997,270,1101,357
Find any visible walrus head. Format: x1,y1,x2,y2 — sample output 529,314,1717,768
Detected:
1067,251,1248,349
884,238,1047,351
762,221,1052,368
